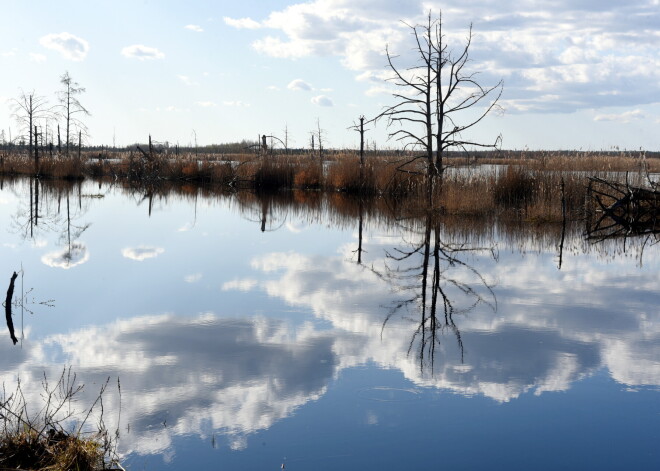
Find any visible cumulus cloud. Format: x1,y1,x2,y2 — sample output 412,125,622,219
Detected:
223,16,262,29
252,36,312,59
311,95,334,106
121,44,165,60
287,78,312,91
236,0,660,113
121,246,164,261
39,32,90,61
185,24,204,32
594,109,646,123
222,278,258,291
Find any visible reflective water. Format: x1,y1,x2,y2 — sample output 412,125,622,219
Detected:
0,179,658,470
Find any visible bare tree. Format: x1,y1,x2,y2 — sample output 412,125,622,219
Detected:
316,118,325,158
9,90,51,158
57,71,90,155
374,11,502,178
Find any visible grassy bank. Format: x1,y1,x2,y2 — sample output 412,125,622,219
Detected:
0,369,122,471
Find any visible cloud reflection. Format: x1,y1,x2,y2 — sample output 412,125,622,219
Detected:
121,246,165,261
5,224,660,459
1,314,339,457
41,242,89,269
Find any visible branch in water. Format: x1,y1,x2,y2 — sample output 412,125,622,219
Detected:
5,271,18,345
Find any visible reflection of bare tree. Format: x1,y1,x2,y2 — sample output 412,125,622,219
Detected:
239,192,288,233
377,211,497,372
352,199,365,264
10,178,61,241
11,180,92,269
53,189,91,268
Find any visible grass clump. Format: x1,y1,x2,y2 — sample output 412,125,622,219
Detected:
0,368,122,471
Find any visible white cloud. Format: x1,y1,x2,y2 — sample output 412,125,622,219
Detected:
287,79,312,91
267,85,280,91
222,278,259,291
223,101,250,107
223,17,262,29
185,24,204,32
121,44,165,60
29,53,46,63
121,246,164,261
184,273,202,283
252,36,312,59
365,86,391,97
39,32,89,61
311,95,334,107
594,109,646,123
238,1,660,114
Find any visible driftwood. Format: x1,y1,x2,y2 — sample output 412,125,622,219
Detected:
586,176,660,241
5,271,18,345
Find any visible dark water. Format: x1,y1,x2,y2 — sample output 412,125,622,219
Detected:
0,179,658,470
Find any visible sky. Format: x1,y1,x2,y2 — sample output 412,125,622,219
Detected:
0,0,658,150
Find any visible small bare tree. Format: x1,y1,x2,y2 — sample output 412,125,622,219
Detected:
374,11,502,178
9,90,51,158
57,71,90,155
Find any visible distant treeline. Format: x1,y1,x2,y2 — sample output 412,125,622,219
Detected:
1,139,657,160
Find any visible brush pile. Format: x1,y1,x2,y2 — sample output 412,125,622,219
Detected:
586,176,660,240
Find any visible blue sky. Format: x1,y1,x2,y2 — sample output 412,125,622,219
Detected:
1,0,658,150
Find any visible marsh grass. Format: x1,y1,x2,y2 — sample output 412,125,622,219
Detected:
0,368,122,471
0,149,657,222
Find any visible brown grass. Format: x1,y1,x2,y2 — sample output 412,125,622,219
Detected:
0,369,121,471
0,428,105,471
1,148,657,222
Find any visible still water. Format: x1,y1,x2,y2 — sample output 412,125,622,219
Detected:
0,179,658,470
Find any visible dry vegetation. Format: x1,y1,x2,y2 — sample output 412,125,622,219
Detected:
0,148,657,223
0,369,122,471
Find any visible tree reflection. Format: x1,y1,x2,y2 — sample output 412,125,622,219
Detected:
9,180,92,269
10,178,61,241
377,210,497,373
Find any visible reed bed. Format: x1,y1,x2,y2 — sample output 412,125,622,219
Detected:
1,149,657,222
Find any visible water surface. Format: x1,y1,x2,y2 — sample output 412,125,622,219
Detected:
0,179,658,470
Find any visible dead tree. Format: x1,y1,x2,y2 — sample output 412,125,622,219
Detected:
373,11,502,179
57,72,90,155
349,116,369,188
9,90,51,162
